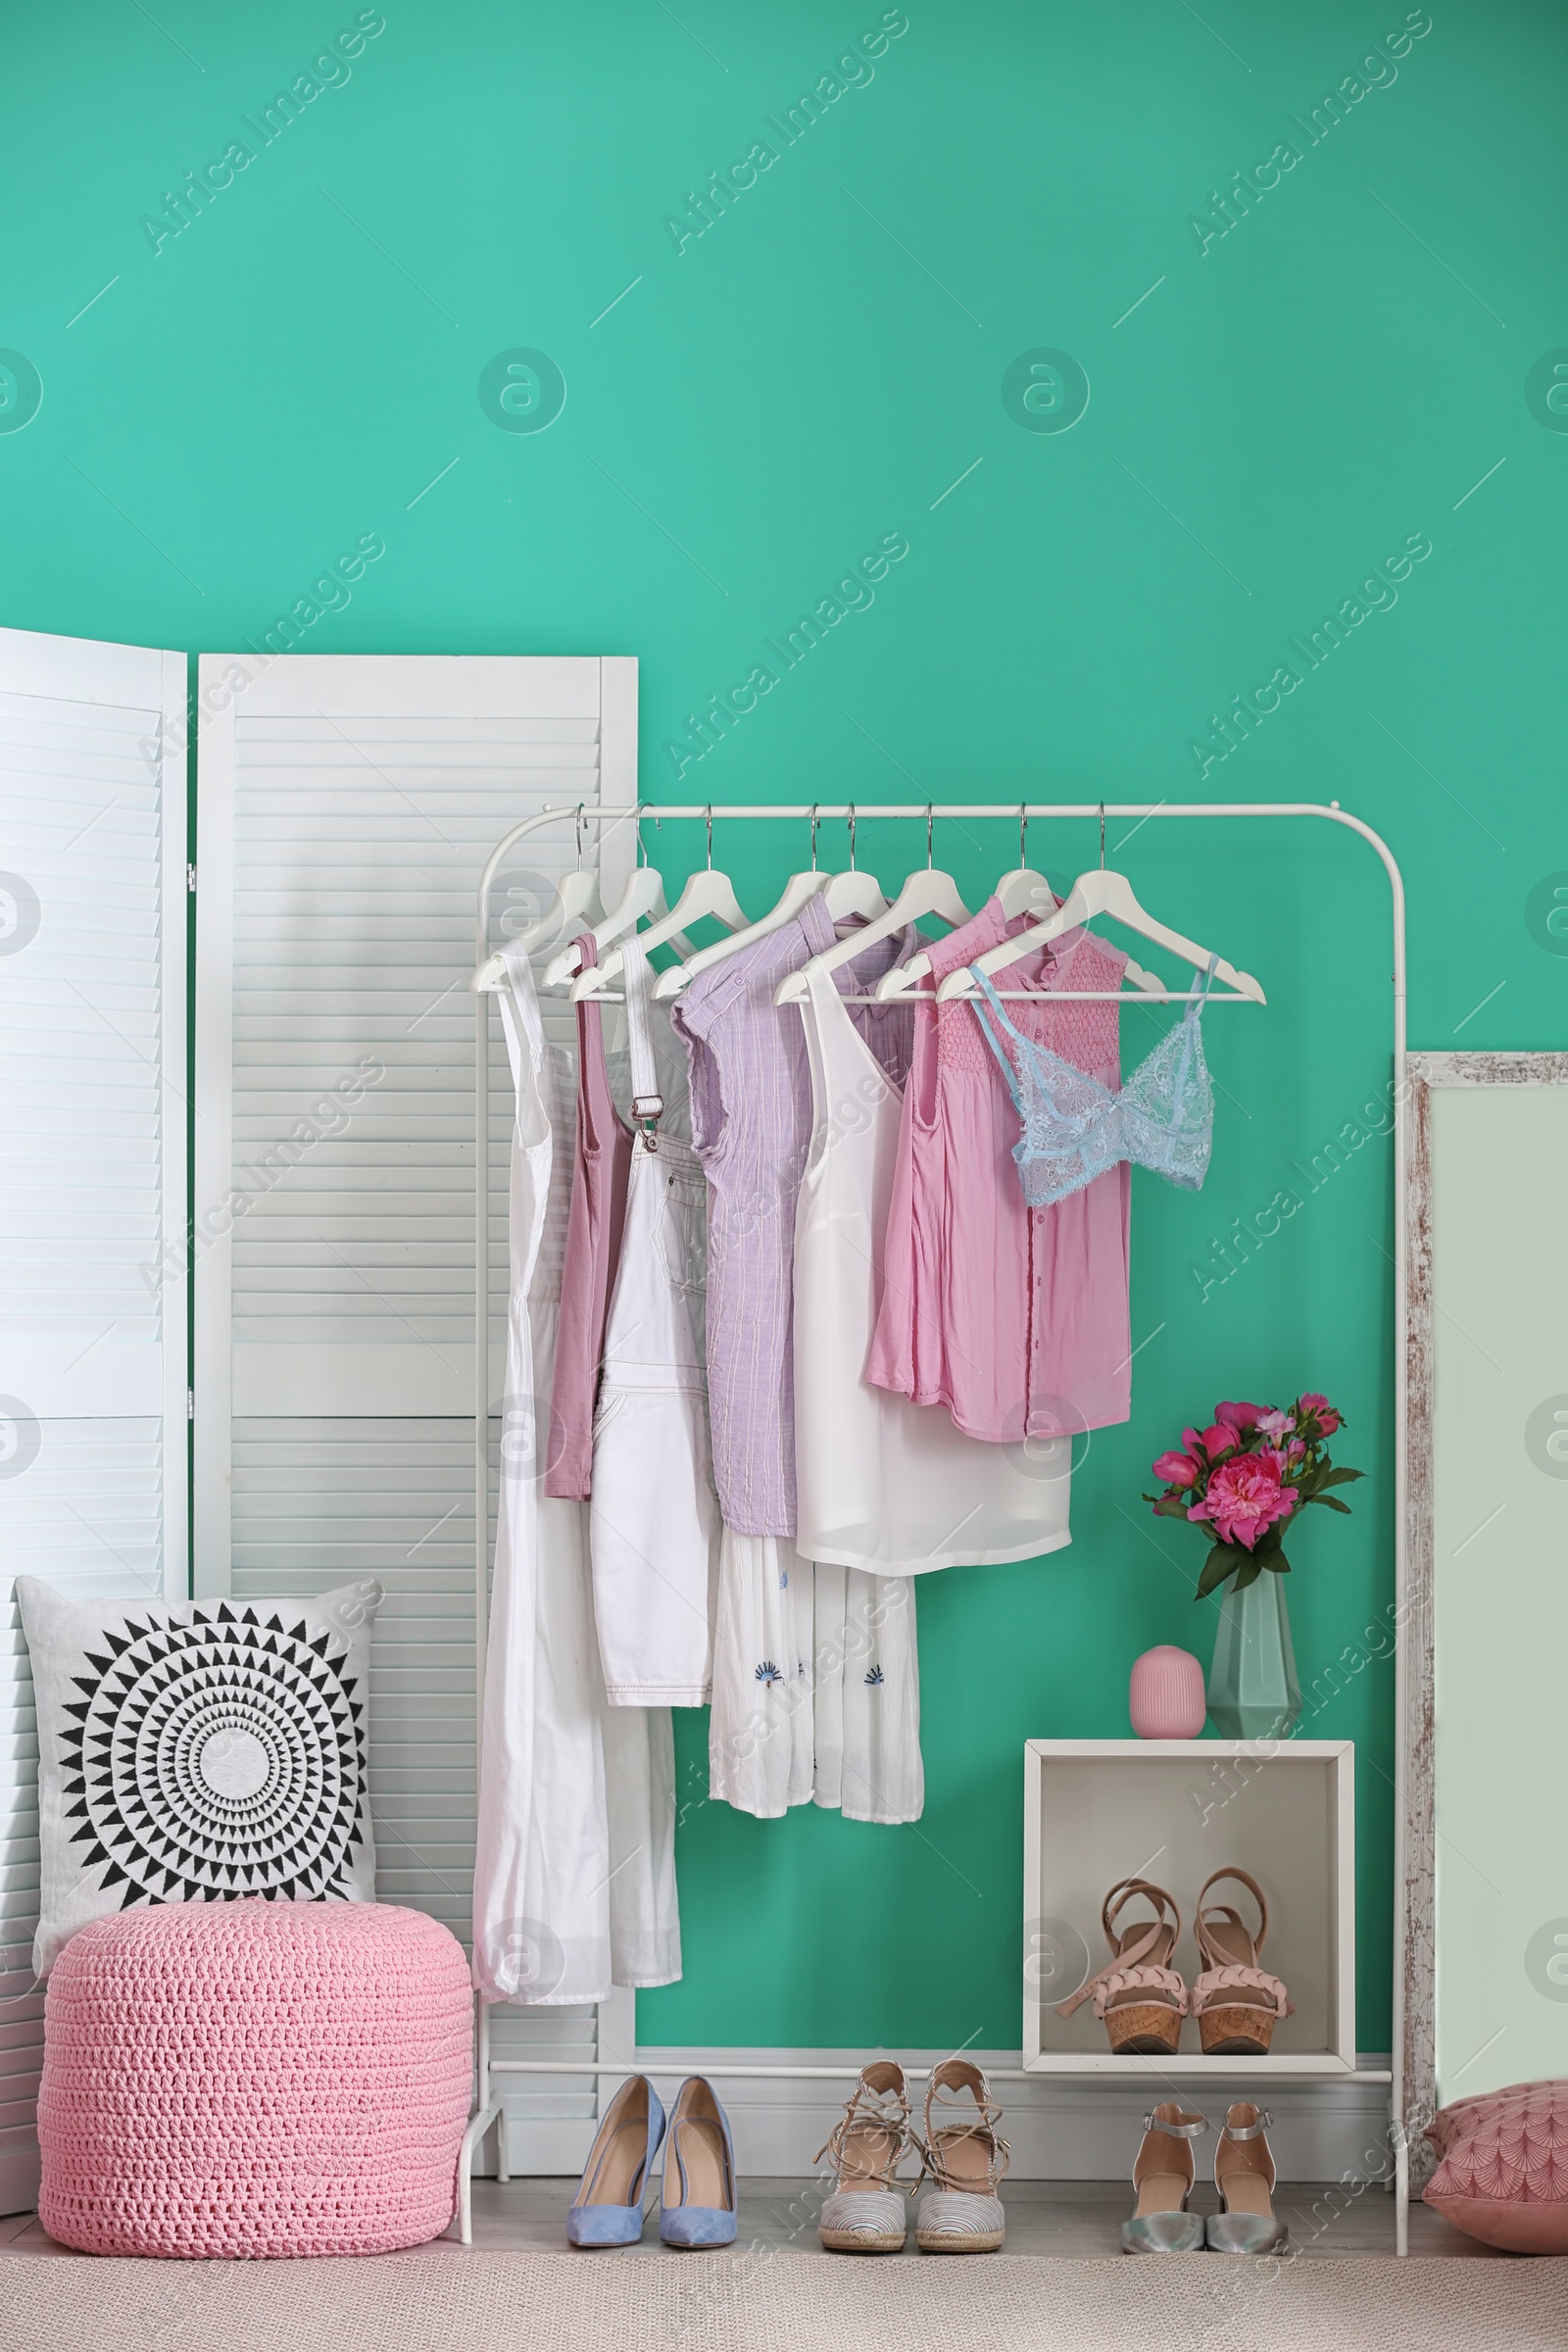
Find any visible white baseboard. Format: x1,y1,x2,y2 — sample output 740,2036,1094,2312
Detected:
497,2044,1397,2183
0,2142,41,2220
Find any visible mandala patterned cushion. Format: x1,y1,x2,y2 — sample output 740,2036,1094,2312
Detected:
38,1899,472,2257
1425,2080,1568,2253
17,1576,383,1977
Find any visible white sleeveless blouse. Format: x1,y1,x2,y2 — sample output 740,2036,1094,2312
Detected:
791,959,1073,1574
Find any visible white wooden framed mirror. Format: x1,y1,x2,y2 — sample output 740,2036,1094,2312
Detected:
1401,1051,1568,2196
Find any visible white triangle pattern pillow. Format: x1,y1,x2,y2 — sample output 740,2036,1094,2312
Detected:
18,1577,383,1977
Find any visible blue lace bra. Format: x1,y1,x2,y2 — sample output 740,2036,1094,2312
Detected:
967,956,1217,1207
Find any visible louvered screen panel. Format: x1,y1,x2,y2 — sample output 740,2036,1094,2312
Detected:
229,1418,476,1938
0,1420,165,2187
229,710,601,1413
195,657,636,2173
0,626,185,2216
0,679,168,1411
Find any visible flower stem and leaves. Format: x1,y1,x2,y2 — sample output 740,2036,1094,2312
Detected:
1141,1393,1364,1600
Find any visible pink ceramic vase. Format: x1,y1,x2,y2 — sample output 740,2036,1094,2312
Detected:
1129,1644,1207,1739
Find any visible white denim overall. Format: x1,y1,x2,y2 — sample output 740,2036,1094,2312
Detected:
590,940,720,1706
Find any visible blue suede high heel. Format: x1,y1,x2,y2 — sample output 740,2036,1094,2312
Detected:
658,2077,738,2247
566,2075,666,2247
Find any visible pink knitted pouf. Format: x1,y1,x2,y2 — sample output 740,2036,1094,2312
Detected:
38,1900,472,2258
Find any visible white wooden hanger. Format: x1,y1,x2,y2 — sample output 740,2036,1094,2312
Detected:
819,806,888,921
471,805,605,991
874,804,1054,1002
573,808,748,1001
541,858,668,990
874,805,1161,1001
936,853,1266,1004
995,806,1055,919
775,805,969,1005
652,807,885,1003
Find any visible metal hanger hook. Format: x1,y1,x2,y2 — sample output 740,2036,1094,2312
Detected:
705,803,713,869
848,803,858,871
574,802,586,870
635,800,646,868
1099,801,1105,869
1019,802,1028,869
926,802,934,869
809,803,819,872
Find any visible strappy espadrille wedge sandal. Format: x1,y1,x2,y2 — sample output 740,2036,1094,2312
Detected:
1056,1879,1189,2056
1189,1869,1294,2056
814,2061,915,2254
913,2060,1010,2253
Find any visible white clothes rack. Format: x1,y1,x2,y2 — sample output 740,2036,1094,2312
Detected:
460,799,1412,2250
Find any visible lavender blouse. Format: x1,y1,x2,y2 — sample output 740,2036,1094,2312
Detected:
672,896,913,1539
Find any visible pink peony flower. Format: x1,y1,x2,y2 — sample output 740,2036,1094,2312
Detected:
1152,1450,1200,1489
1298,1391,1342,1434
1188,1452,1298,1549
1199,1423,1237,1462
1215,1399,1269,1434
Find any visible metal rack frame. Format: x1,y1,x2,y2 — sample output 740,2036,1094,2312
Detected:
458,799,1411,2250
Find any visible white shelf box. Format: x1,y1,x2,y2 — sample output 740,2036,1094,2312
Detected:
1023,1739,1355,2078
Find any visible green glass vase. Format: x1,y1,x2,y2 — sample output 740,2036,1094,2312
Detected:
1205,1564,1301,1739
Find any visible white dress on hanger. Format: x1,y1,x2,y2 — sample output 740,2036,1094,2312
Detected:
472,948,679,2004
792,958,1072,1571
709,1534,816,1818
708,1536,924,1823
590,940,719,1707
810,1559,923,1823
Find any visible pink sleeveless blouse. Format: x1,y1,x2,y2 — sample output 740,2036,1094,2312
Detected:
544,935,631,1499
866,897,1132,1446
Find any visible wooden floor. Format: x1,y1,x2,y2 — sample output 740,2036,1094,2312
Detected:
3,2179,1494,2261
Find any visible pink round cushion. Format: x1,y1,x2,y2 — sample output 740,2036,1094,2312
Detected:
38,1899,472,2258
1424,2080,1568,2254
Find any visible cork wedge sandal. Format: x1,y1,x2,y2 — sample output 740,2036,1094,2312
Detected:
1056,1879,1189,2056
1190,1869,1294,2056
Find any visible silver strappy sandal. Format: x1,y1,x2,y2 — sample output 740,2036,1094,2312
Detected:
1208,2103,1289,2253
815,2061,914,2254
1122,2105,1209,2254
914,2059,1010,2253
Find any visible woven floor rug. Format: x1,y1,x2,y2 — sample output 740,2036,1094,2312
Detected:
6,2247,1566,2352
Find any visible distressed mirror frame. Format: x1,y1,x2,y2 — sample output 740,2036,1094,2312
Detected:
1399,1049,1568,2200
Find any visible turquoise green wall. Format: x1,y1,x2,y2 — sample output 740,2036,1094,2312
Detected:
4,1,1563,2054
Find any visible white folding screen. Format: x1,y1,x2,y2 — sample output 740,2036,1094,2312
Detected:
0,624,186,2215
194,654,636,2169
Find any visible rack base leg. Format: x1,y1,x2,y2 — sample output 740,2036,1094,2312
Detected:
455,2102,504,2246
